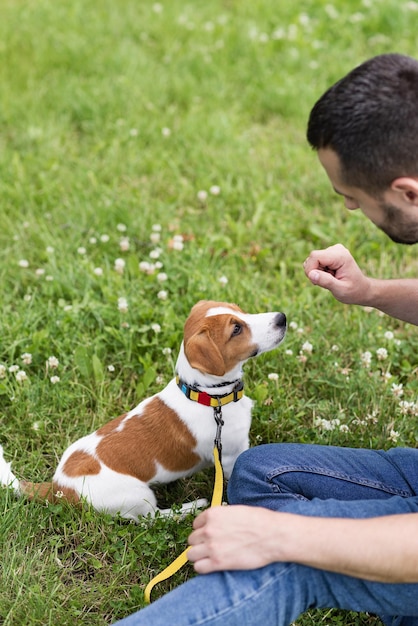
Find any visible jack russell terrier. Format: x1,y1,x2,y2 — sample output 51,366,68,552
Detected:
0,300,286,521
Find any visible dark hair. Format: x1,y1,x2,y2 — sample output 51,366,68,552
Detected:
307,53,418,195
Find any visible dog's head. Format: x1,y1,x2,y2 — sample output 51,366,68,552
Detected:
182,300,286,377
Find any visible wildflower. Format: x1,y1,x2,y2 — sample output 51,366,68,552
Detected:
157,272,168,282
32,422,41,431
93,267,104,276
45,275,54,281
150,232,161,244
89,237,97,244
35,268,45,277
19,259,29,268
55,490,64,498
15,370,28,383
108,364,115,372
152,323,161,333
9,365,19,373
339,424,350,433
119,237,130,251
117,223,127,232
314,417,340,431
50,376,60,384
391,383,404,398
114,258,126,274
150,248,162,260
161,127,171,137
382,371,392,383
24,294,32,301
129,128,138,137
289,321,298,330
100,234,110,243
301,341,313,353
162,348,172,356
376,347,388,361
77,247,87,255
218,276,228,286
389,429,400,443
285,349,293,356
139,261,156,275
197,190,208,202
156,375,164,385
268,373,279,381
118,297,129,313
170,235,184,251
209,185,221,195
157,290,168,300
46,246,55,253
47,356,59,369
0,365,6,378
384,331,394,340
21,353,32,365
297,354,307,364
331,344,339,352
152,224,162,232
360,351,372,367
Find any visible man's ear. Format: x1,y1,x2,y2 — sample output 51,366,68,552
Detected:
391,177,418,205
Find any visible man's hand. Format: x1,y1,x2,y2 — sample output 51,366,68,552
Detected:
187,506,281,574
303,243,371,306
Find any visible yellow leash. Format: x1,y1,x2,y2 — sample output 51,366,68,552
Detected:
144,445,224,603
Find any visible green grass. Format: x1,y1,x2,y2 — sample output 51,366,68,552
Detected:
1,0,418,623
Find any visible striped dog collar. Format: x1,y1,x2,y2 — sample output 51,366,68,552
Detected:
176,376,244,407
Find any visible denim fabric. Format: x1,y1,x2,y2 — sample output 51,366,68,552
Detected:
113,444,418,626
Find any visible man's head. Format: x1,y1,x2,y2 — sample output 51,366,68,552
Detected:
307,53,418,244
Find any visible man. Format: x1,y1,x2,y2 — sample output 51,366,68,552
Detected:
114,53,418,626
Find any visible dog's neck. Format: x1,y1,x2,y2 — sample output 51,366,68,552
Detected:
175,342,243,394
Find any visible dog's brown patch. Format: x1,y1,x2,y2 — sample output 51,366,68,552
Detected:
62,450,101,477
96,397,200,482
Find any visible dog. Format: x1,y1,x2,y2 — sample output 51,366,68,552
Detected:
0,300,286,521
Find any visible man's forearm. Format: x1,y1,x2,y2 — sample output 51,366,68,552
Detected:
285,513,418,583
364,278,418,325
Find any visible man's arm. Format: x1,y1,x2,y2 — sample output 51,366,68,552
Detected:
303,243,418,325
187,505,418,583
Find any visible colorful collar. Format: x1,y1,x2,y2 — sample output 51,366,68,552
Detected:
176,376,244,407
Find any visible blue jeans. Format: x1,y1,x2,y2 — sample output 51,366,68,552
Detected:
113,444,418,626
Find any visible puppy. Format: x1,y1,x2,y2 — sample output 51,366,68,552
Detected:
0,300,286,521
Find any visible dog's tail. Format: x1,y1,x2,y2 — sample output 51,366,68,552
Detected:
0,445,79,504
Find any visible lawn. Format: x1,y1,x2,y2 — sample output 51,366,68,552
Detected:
0,0,417,624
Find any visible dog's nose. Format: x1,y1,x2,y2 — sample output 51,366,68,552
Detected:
274,312,286,328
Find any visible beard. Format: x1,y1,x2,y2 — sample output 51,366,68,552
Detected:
379,201,418,245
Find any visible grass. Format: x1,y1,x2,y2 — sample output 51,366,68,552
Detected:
0,0,418,623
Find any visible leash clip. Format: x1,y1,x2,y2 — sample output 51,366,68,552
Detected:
213,402,224,463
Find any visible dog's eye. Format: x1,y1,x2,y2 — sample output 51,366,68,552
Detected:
231,323,242,337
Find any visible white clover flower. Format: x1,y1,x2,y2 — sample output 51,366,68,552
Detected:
384,331,394,340
155,375,164,385
376,347,388,361
197,190,208,202
32,421,41,431
0,365,7,378
35,268,45,277
19,259,29,268
117,223,127,232
268,372,279,381
296,327,304,335
119,237,130,252
50,376,60,384
289,321,298,330
21,353,32,365
285,349,293,356
382,371,392,382
152,224,162,232
129,128,138,137
93,267,104,276
155,261,163,269
297,354,307,363
331,344,339,352
161,127,171,137
389,429,400,443
218,275,228,286
100,234,110,243
114,258,126,274
391,383,404,398
157,272,168,282
339,424,350,433
108,364,115,372
89,237,97,244
209,185,221,195
150,248,162,260
152,323,161,333
162,347,172,356
77,247,87,255
46,246,55,253
139,261,156,275
150,232,161,244
360,351,372,367
153,3,163,12
47,356,59,369
15,370,28,383
171,235,184,251
9,365,19,373
157,290,168,300
45,275,54,281
24,294,32,302
301,341,313,353
118,297,129,313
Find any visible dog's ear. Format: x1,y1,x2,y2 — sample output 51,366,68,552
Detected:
185,329,226,376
